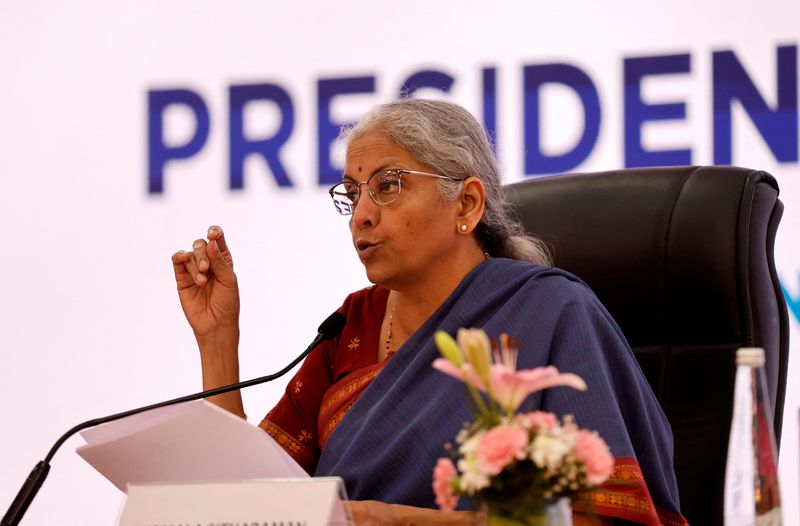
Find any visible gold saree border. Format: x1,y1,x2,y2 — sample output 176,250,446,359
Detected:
319,367,383,445
259,418,314,469
573,457,688,526
320,367,382,415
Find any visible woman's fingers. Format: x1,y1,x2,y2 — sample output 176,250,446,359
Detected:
207,225,234,269
205,226,237,289
171,248,207,288
192,238,209,273
185,252,206,285
172,227,235,290
207,224,224,244
171,251,193,287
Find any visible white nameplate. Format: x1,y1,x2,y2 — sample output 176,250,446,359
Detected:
117,477,351,526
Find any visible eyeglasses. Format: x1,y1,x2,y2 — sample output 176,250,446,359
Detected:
328,169,464,215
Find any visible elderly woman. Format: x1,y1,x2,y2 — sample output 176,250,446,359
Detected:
172,99,686,525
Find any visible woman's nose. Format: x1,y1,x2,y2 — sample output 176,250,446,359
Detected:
351,189,379,227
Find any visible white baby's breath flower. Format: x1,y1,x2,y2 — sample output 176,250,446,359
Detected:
455,430,490,494
456,427,473,445
457,455,491,494
458,429,484,456
530,429,575,473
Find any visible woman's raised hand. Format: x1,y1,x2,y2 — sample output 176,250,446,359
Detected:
171,225,240,339
173,226,245,417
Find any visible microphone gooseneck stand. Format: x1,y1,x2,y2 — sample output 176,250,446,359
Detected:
1,311,346,526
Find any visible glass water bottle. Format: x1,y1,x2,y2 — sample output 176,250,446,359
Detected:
724,347,782,525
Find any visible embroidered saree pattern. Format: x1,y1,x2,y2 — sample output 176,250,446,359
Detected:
318,365,383,447
260,285,389,474
258,419,315,470
573,458,689,525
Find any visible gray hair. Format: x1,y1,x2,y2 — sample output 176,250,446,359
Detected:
341,98,551,266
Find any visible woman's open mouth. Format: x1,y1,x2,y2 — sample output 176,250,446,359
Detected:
356,239,381,259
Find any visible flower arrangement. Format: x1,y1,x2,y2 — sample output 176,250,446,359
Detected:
431,328,614,524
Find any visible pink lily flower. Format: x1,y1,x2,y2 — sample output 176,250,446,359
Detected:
490,365,587,413
433,330,587,413
432,358,486,392
488,333,587,412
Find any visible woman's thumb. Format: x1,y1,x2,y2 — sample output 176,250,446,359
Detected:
207,239,235,283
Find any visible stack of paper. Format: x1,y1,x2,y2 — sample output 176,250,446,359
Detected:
77,399,307,492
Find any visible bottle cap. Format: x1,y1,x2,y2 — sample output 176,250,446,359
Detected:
736,347,765,367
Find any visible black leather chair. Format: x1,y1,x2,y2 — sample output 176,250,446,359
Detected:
505,166,789,526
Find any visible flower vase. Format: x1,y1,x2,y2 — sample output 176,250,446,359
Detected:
483,498,573,526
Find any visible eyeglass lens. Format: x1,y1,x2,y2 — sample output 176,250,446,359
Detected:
331,171,402,214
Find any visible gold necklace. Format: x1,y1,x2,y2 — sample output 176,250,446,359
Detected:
384,303,396,353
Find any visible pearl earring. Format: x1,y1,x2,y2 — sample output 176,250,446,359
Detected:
459,224,468,232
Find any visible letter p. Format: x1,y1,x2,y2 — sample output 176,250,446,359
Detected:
147,89,210,194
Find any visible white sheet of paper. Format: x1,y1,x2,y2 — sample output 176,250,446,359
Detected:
76,399,308,492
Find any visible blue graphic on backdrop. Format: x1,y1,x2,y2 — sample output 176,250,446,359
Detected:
624,54,692,167
146,44,799,194
148,89,209,194
317,76,376,186
523,63,601,174
781,278,800,325
230,83,295,189
713,46,798,165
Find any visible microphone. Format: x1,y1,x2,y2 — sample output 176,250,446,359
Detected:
1,311,347,526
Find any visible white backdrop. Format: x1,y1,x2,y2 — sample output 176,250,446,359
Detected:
1,1,798,524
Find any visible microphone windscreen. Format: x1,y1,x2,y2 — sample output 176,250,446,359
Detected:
317,311,347,340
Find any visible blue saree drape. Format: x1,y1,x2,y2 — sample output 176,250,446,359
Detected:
314,258,684,523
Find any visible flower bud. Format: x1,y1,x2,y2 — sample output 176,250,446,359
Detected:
435,330,464,366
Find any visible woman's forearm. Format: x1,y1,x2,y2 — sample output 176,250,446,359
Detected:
197,327,245,418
